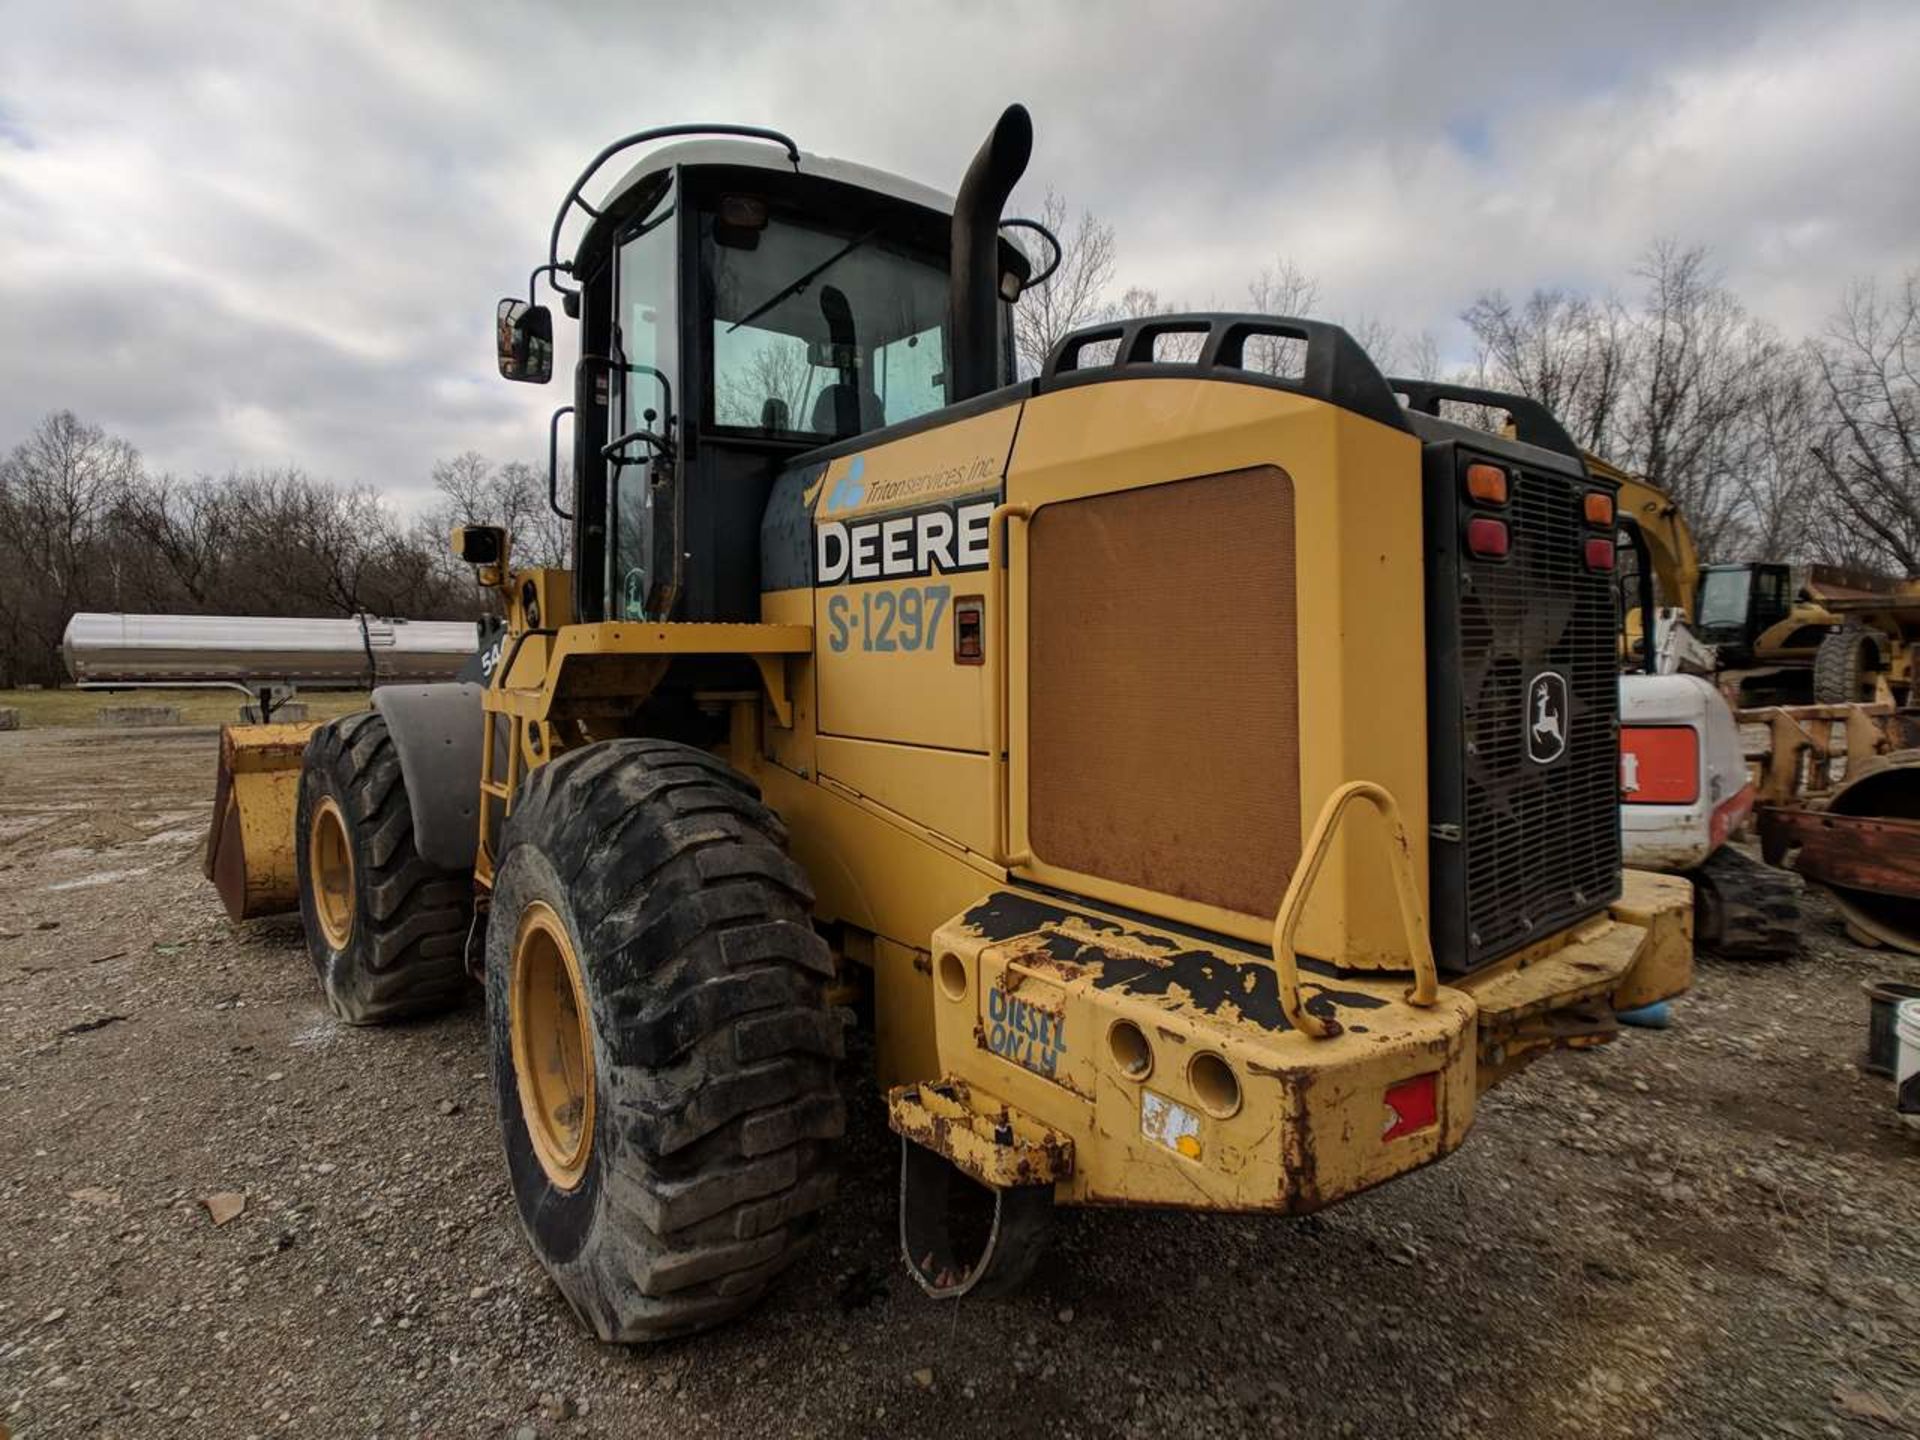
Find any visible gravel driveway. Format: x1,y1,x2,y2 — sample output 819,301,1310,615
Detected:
3,724,1916,1438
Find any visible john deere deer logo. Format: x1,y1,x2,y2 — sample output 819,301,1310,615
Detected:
1528,672,1569,765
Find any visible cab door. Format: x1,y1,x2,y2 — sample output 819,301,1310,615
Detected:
601,182,680,621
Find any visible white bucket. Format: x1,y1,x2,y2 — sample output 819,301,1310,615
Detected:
1895,999,1920,1131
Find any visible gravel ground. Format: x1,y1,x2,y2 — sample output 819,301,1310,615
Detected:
2,724,1918,1439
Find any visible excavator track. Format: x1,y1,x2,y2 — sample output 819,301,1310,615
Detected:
1690,845,1800,960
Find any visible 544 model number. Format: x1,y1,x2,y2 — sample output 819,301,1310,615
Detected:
827,584,951,654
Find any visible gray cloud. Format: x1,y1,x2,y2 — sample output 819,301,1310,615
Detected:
0,0,1913,510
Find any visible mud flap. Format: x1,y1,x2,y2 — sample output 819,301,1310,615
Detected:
899,1139,1054,1300
888,1077,1068,1299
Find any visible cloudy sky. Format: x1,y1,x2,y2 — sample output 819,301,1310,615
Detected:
1,0,1915,511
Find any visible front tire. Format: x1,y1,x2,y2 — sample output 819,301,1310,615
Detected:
486,739,843,1343
295,712,473,1023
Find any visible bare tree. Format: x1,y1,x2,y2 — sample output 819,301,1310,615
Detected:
1809,273,1920,573
1011,189,1117,376
1241,258,1319,375
419,450,569,571
1462,243,1821,562
0,411,142,683
1463,285,1631,455
1246,257,1319,318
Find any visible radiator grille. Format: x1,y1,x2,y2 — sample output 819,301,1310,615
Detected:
1454,465,1621,963
1026,468,1300,916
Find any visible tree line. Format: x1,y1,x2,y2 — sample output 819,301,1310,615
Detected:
1017,189,1918,574
0,422,567,686
4,207,1913,683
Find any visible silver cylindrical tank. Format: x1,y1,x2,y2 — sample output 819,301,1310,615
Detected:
62,612,482,687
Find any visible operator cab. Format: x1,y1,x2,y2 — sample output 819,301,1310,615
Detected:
497,129,1033,629
1694,561,1792,666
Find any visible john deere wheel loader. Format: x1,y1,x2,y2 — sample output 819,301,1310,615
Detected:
205,105,1693,1341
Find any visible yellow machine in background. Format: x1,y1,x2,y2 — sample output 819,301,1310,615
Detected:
207,106,1692,1340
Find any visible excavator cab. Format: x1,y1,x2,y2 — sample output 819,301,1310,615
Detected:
1694,561,1794,667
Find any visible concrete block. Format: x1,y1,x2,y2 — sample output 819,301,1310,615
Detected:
0,706,19,731
96,704,183,727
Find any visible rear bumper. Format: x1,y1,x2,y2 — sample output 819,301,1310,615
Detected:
888,870,1693,1213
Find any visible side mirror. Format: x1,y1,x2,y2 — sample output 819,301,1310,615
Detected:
451,524,506,566
496,299,553,384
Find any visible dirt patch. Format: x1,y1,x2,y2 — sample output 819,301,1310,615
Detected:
2,724,1918,1438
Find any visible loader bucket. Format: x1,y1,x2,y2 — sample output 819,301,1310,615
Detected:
204,722,321,921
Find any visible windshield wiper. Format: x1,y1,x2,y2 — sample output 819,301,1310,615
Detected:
727,228,878,334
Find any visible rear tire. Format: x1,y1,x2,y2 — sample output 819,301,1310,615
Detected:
486,738,843,1343
295,712,473,1023
1813,624,1889,704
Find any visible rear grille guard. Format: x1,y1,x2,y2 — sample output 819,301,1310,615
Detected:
1428,449,1622,971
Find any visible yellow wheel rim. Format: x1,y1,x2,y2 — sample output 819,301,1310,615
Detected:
308,795,356,951
509,901,595,1190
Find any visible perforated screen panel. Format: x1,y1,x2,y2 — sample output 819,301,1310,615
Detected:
1026,467,1301,916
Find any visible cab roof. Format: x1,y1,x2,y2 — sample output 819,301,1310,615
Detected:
598,139,957,224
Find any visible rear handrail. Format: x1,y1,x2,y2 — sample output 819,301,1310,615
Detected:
989,502,1032,867
1271,781,1439,1039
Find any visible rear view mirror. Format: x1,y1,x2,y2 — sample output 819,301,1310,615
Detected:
497,299,554,384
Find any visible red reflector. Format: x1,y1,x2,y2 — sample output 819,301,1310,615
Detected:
1465,516,1509,558
1383,1074,1439,1140
1585,536,1615,570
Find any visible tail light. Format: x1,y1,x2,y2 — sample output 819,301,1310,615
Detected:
1466,516,1510,558
1465,463,1509,505
1584,537,1615,571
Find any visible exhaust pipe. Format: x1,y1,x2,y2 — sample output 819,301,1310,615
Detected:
948,103,1033,403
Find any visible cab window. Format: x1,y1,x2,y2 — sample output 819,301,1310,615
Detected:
1696,568,1752,629
702,209,950,440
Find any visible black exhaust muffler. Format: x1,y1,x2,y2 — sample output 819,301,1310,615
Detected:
948,104,1032,402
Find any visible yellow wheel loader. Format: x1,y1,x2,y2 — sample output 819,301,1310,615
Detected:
206,106,1693,1341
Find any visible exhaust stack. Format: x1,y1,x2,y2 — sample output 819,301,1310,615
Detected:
948,104,1033,402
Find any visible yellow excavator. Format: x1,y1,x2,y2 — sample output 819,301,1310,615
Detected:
204,107,1693,1341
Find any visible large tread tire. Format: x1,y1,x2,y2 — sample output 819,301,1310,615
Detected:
1813,624,1889,705
1691,845,1800,960
486,738,843,1343
295,712,474,1023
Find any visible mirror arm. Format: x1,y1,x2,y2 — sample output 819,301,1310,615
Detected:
529,261,576,304
548,406,576,520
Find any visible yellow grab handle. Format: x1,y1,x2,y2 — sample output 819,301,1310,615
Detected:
1270,780,1439,1039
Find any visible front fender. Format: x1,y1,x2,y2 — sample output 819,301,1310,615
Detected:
370,682,485,873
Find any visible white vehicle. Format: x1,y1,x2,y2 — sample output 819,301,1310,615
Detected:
1605,453,1798,957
